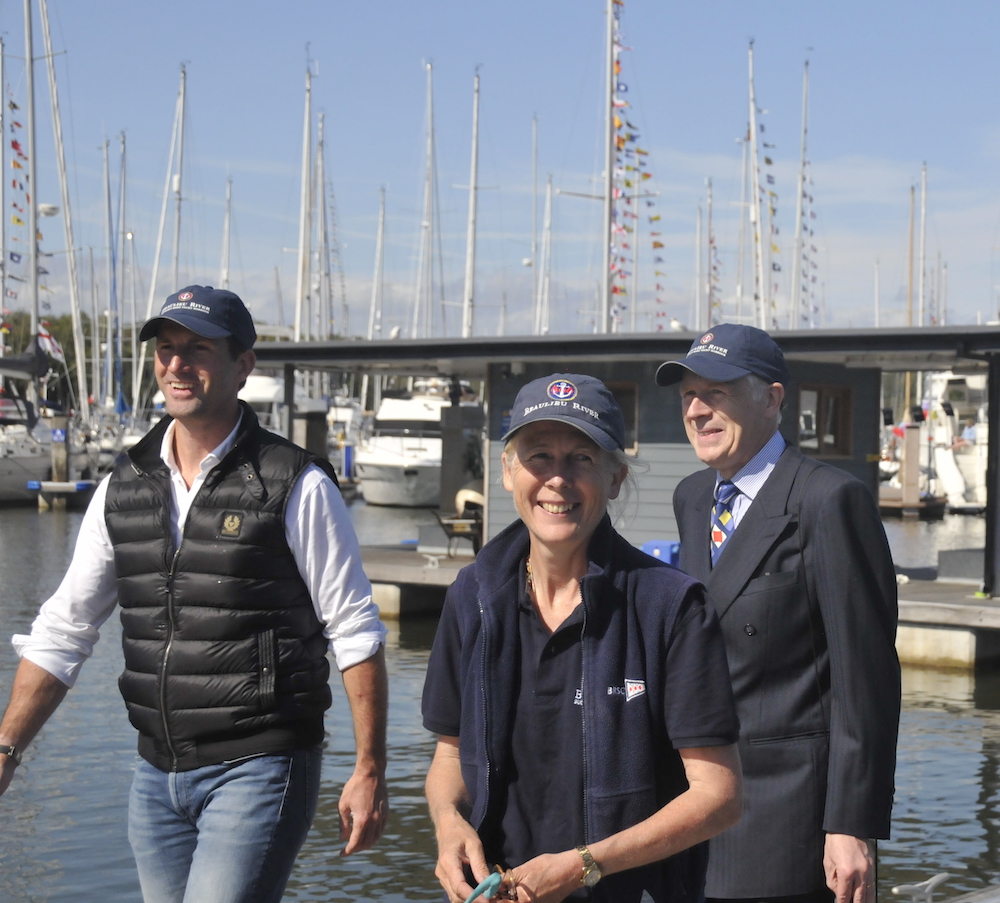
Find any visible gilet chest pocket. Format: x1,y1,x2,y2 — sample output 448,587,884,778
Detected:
257,628,277,710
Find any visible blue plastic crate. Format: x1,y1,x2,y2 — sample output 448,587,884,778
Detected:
640,540,681,566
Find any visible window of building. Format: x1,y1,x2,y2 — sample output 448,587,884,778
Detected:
606,381,638,453
798,384,852,456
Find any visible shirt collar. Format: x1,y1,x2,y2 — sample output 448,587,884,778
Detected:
717,429,787,503
160,412,244,478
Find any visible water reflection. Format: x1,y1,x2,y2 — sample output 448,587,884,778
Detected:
1,507,1000,899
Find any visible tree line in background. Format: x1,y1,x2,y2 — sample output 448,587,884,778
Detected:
1,309,153,412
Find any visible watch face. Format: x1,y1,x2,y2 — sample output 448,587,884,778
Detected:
583,865,602,887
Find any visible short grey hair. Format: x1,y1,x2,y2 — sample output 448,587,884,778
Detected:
738,374,783,427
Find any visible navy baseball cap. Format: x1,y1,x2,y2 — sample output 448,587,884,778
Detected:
655,323,790,387
502,374,626,452
139,285,257,349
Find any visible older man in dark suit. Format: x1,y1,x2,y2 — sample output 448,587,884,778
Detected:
657,324,900,903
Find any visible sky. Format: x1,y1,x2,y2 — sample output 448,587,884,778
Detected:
1,0,999,340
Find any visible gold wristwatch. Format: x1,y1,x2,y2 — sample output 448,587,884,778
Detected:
576,845,602,887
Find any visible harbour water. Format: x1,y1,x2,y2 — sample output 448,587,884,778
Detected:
0,504,997,901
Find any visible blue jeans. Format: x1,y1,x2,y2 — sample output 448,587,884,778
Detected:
127,747,322,903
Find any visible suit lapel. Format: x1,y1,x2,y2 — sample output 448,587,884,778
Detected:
705,447,805,618
679,469,714,583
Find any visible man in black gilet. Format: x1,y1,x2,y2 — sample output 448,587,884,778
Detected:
0,286,389,903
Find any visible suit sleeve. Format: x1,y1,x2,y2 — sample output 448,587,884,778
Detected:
803,475,900,839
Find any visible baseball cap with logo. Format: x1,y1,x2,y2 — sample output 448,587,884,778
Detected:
139,285,257,349
501,373,626,452
654,322,789,387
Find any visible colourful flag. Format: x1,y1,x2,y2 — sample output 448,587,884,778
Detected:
652,241,664,249
649,214,660,222
10,215,23,226
635,148,648,155
11,160,22,170
641,172,652,180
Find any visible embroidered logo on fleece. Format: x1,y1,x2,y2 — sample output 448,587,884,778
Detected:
220,513,242,538
606,679,646,700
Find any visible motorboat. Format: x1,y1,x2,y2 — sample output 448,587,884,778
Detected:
354,385,483,507
353,393,448,507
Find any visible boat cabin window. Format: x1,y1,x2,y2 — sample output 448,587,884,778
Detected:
372,419,442,438
606,381,638,454
798,384,852,457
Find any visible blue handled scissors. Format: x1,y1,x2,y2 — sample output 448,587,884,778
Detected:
464,869,504,903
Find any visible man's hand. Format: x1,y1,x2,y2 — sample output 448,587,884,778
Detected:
824,833,875,903
339,648,389,855
338,769,388,855
0,658,70,800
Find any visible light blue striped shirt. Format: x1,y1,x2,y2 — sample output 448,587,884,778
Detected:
717,430,788,530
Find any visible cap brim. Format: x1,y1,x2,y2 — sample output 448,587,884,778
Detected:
501,415,620,451
139,314,233,343
655,357,753,386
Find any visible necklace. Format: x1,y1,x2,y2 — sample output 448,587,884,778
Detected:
525,556,533,594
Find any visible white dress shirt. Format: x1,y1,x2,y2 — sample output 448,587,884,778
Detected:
13,416,385,687
718,429,788,530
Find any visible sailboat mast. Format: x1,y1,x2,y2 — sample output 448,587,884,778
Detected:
791,60,809,328
361,187,385,412
735,130,748,323
134,65,183,408
367,187,385,343
411,62,434,339
220,177,232,289
706,178,714,328
117,133,128,408
599,0,615,335
39,0,88,418
102,140,114,405
461,73,479,339
694,205,702,329
918,162,927,327
23,0,38,339
294,66,312,342
632,164,640,332
531,115,538,322
539,175,553,335
171,64,186,291
874,258,880,328
89,248,98,399
747,42,767,330
316,112,332,341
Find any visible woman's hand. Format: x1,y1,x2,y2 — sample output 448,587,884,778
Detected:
433,809,491,903
426,736,492,902
501,850,582,903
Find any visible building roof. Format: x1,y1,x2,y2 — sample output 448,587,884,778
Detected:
253,325,1000,378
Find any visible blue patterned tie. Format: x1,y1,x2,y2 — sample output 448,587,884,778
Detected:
711,480,739,567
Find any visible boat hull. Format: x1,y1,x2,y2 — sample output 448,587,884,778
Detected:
0,448,50,504
353,460,441,507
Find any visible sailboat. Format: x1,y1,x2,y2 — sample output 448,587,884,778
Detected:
0,0,102,503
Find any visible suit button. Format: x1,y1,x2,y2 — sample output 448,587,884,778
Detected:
744,624,757,637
